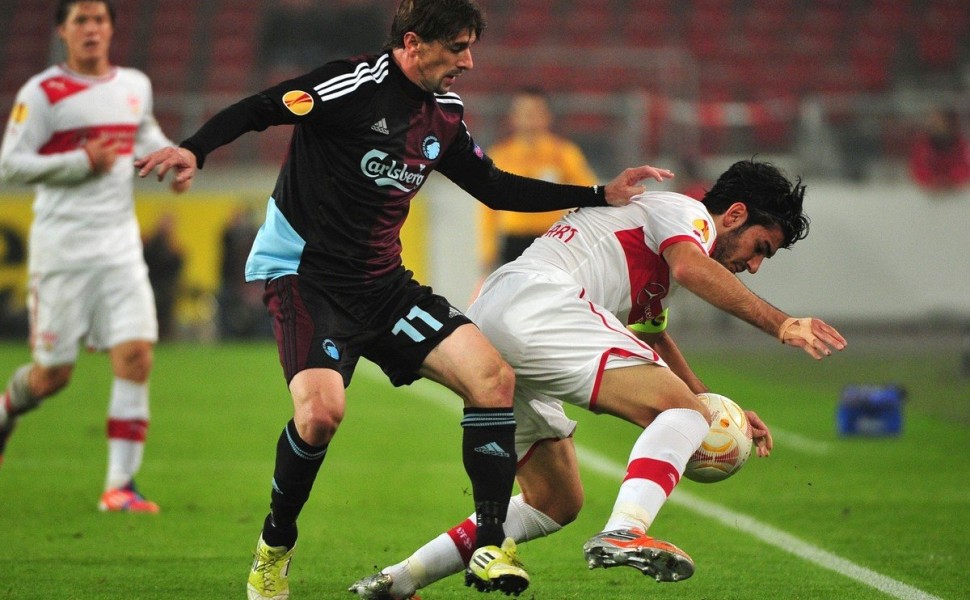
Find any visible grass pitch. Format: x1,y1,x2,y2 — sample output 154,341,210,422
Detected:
0,336,967,599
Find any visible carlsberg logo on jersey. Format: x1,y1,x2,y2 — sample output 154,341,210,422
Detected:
360,149,427,192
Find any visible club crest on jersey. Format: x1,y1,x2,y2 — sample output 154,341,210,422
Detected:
322,339,340,360
360,149,427,192
127,94,141,115
282,90,314,116
422,135,440,160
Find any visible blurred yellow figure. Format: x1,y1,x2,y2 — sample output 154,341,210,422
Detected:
480,89,598,274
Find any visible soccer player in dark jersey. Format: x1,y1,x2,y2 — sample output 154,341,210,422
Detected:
136,1,671,598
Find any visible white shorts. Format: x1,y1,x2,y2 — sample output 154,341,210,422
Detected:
468,269,666,458
28,262,158,366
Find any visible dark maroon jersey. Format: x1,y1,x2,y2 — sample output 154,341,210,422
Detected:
180,53,607,290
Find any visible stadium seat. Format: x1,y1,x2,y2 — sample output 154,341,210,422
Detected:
2,1,52,93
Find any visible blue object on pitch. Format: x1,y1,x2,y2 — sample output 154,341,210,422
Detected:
837,385,905,436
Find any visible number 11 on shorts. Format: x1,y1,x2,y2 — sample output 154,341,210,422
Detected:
392,306,443,342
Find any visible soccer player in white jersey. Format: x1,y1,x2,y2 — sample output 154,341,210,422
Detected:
349,159,847,598
0,0,190,512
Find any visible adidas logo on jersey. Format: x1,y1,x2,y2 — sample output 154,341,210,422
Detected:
448,307,463,319
371,118,389,135
474,442,510,458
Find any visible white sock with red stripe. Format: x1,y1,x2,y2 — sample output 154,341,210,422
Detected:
382,494,560,597
603,408,709,533
1,364,39,427
105,378,149,491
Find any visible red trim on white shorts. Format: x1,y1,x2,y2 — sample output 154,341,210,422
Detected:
517,436,563,468
584,299,659,411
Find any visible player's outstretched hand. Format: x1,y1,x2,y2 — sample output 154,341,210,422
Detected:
603,164,675,206
777,317,847,360
745,410,773,457
135,146,197,185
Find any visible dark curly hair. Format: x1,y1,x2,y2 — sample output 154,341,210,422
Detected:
702,159,810,249
384,0,486,50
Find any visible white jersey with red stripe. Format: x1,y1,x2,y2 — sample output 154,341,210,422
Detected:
469,192,719,453
0,64,172,273
494,191,717,328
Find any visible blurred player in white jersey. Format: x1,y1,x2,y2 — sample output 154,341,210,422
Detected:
350,160,847,598
0,0,190,512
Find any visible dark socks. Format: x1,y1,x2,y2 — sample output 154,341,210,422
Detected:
461,407,517,548
262,419,327,548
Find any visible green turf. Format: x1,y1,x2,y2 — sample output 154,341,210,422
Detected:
0,340,966,599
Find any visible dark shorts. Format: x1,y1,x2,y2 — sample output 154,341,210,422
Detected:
263,269,472,387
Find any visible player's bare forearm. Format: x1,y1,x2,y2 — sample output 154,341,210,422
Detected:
640,330,707,394
668,245,847,359
666,244,787,335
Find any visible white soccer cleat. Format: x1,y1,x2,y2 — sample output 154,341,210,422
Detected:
347,572,419,599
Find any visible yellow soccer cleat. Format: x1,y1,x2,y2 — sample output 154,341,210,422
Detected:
464,537,530,597
247,535,295,600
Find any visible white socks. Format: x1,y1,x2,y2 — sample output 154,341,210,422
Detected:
1,364,38,428
383,494,561,597
105,378,149,490
377,408,709,598
504,493,562,543
603,408,709,532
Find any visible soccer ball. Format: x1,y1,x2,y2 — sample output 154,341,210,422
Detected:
684,393,753,483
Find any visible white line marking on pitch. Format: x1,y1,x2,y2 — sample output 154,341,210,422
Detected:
358,362,942,600
768,425,833,455
576,447,942,600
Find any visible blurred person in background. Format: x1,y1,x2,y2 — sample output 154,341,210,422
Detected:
135,0,671,598
0,224,29,339
217,207,271,339
142,213,185,342
0,0,190,512
351,160,847,599
478,88,598,276
908,107,970,192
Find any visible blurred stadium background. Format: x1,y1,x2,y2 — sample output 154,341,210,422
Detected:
0,0,968,355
